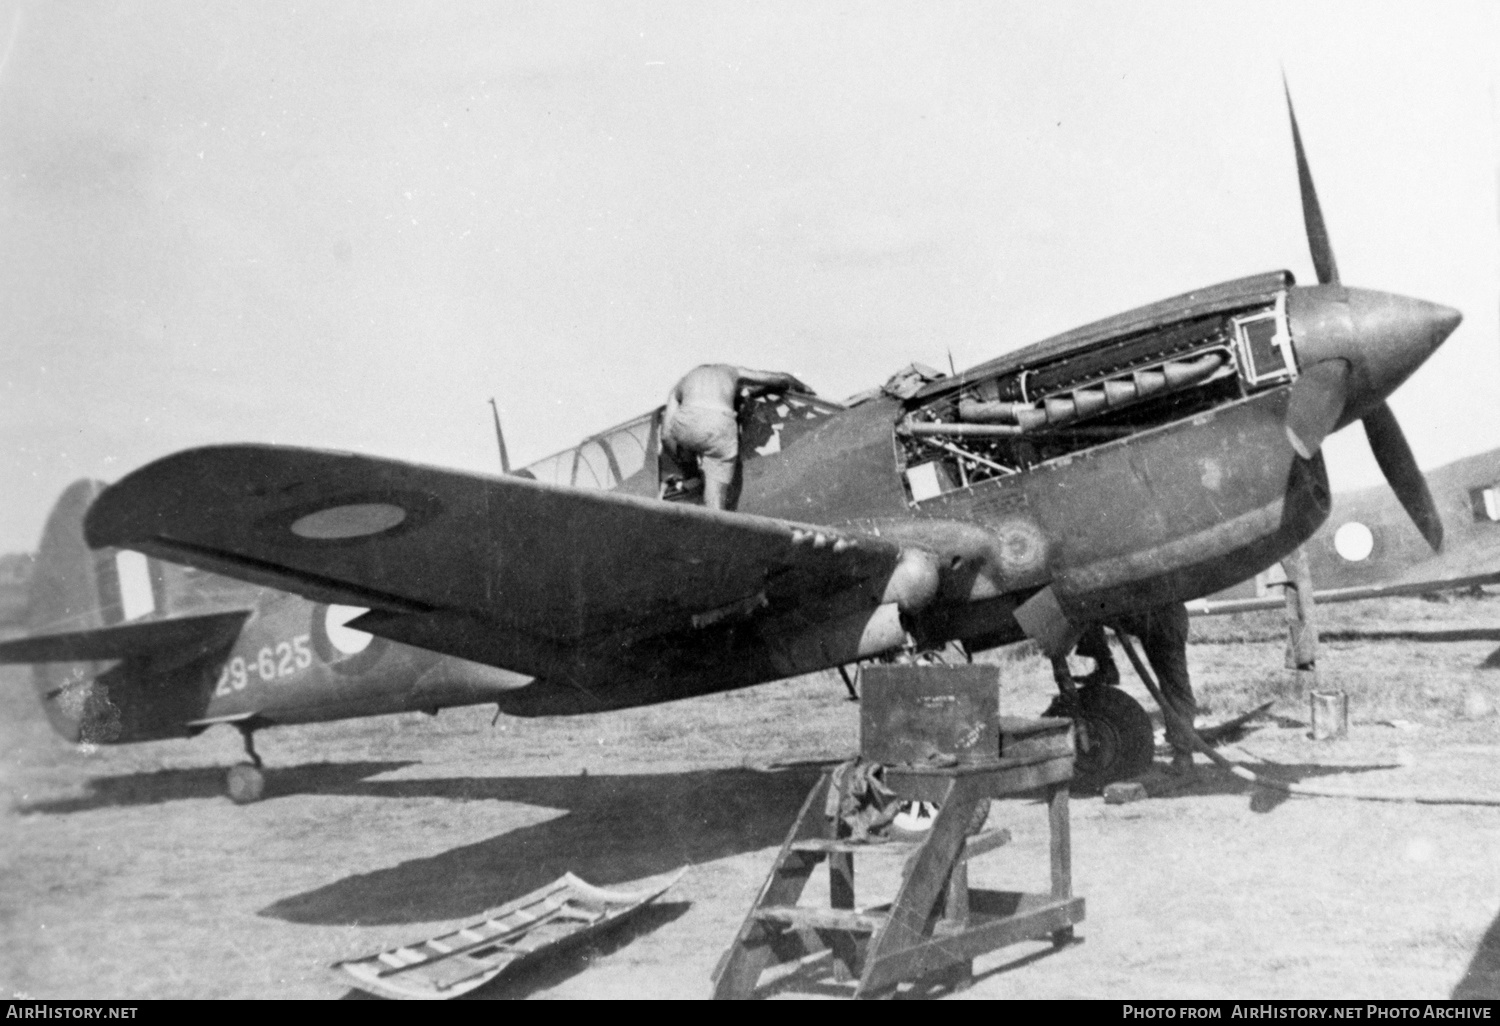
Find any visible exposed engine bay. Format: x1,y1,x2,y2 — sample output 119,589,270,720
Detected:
897,294,1297,502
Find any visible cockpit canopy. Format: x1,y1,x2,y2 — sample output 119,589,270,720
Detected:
519,391,844,498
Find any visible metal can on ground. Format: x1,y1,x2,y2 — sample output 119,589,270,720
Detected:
1310,689,1348,740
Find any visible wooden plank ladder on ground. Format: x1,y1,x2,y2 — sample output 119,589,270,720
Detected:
711,728,1083,999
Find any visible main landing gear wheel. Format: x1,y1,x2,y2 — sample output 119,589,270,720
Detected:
1047,686,1154,793
225,763,266,804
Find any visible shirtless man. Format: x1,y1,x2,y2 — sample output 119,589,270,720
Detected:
661,364,810,511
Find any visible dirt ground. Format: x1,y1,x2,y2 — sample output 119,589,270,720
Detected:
3,594,1500,1000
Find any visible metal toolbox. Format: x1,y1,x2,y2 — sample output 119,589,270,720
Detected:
858,664,1001,766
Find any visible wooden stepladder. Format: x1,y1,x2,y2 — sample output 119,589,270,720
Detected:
711,726,1083,999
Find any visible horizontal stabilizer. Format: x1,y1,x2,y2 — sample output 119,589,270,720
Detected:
0,610,251,665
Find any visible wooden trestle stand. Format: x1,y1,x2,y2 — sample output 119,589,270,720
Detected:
711,666,1083,1000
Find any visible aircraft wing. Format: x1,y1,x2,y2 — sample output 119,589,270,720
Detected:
84,445,906,674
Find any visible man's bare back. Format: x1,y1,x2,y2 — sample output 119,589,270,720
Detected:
661,364,810,510
670,364,741,411
669,364,808,411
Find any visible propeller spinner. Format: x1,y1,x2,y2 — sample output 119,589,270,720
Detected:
1279,80,1460,551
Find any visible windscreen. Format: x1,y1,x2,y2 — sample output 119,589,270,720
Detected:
520,391,840,493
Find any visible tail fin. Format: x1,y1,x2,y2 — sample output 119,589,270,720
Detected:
27,480,114,638
26,478,253,636
11,480,121,741
5,480,243,743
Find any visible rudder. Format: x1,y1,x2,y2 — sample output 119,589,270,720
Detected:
23,480,167,742
11,481,257,744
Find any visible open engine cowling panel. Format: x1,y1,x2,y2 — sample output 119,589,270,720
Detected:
898,291,1296,503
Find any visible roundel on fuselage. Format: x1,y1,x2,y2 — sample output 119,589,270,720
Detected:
326,605,373,654
1333,521,1375,562
992,516,1050,586
311,603,389,673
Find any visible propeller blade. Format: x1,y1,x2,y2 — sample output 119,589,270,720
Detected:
1283,360,1349,460
1284,76,1340,286
1362,402,1444,551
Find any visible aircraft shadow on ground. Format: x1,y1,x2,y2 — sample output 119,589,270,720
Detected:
1089,758,1404,814
339,901,694,1001
258,752,1410,927
1453,906,1500,999
18,761,415,814
1132,714,1408,812
260,764,825,927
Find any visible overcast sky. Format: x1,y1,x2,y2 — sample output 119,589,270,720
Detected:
0,1,1496,554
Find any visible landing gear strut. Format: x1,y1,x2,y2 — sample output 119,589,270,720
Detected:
1045,657,1154,792
226,725,267,805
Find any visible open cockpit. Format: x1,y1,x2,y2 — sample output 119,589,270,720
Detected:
519,391,845,500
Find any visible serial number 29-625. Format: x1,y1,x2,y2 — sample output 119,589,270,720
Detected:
214,635,313,696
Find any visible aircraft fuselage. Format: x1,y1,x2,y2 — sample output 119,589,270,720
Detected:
13,480,528,746
31,585,529,746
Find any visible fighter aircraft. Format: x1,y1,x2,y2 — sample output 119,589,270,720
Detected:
0,479,530,802
24,90,1466,790
1191,447,1500,615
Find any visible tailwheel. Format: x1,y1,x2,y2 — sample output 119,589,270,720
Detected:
1046,686,1153,792
225,762,266,804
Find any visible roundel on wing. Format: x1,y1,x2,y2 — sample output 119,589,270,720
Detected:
291,503,406,540
311,603,389,673
260,490,443,548
1333,521,1374,562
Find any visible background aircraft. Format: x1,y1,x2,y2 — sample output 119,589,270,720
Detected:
1192,446,1500,615
0,479,530,802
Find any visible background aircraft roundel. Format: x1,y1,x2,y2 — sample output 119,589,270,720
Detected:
1332,521,1376,563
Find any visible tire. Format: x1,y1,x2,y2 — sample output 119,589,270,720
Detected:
1046,686,1154,792
892,799,990,836
893,800,939,833
225,763,266,804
